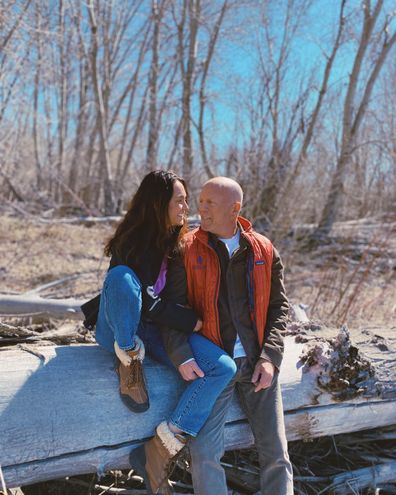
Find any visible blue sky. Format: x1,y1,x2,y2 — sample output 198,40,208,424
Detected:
198,0,396,150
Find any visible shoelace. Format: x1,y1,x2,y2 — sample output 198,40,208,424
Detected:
164,439,191,483
126,359,144,388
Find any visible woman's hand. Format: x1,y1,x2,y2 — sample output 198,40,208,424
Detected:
193,318,203,332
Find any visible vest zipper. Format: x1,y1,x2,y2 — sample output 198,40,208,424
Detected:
200,236,223,348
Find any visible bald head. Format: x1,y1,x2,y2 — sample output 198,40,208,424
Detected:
203,177,243,206
199,177,243,238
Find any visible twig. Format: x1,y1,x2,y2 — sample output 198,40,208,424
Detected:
0,464,7,495
24,273,90,295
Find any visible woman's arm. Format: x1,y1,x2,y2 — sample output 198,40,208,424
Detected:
158,253,196,367
141,287,199,333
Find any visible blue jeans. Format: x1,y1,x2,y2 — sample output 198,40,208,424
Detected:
96,265,236,436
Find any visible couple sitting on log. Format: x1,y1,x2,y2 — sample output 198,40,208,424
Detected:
83,170,293,495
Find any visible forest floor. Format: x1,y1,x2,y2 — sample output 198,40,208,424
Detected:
0,209,395,494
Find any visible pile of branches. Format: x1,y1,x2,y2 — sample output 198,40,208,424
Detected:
17,426,396,495
223,426,396,494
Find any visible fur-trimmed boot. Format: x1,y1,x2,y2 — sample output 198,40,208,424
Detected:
129,421,187,494
114,336,149,412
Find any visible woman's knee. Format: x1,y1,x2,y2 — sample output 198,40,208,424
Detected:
105,265,141,293
217,354,237,381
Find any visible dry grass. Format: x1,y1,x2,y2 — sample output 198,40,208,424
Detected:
0,214,111,298
283,217,396,328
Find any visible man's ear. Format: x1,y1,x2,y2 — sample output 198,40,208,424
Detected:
233,201,241,215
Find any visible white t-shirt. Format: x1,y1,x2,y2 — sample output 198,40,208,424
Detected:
219,230,247,359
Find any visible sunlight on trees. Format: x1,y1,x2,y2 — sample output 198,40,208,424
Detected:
0,0,395,233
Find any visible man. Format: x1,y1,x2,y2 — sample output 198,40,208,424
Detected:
161,177,293,494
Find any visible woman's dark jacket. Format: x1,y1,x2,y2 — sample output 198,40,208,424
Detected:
81,238,198,334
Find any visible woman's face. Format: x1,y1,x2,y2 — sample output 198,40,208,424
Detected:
168,180,188,227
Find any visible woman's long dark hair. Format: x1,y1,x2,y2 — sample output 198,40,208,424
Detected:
105,170,188,264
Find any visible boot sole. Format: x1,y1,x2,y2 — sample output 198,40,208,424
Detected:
120,393,150,413
115,360,150,413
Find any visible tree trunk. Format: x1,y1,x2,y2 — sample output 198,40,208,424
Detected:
178,0,200,179
87,0,115,214
316,0,396,236
146,0,163,170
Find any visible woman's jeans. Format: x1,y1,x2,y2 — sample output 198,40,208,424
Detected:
96,265,236,437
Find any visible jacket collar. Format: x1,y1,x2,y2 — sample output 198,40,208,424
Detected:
194,217,252,254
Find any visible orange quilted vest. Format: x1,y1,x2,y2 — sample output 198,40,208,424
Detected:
183,217,273,348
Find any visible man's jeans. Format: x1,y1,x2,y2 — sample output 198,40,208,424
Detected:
189,357,294,495
96,265,236,436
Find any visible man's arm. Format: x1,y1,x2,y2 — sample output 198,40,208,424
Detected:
260,246,289,368
252,247,289,391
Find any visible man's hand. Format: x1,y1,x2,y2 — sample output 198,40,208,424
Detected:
193,318,203,332
178,359,205,381
251,359,275,392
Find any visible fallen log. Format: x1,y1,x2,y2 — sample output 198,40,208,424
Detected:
1,333,395,488
330,459,396,494
0,296,311,327
0,321,92,346
0,294,84,319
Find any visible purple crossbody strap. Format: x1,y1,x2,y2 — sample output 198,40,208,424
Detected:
152,255,168,296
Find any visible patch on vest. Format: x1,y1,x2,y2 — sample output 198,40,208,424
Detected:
255,260,265,265
192,255,206,269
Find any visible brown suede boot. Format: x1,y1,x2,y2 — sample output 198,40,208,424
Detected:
129,421,187,494
115,339,149,413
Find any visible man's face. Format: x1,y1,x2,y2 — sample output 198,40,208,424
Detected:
198,183,236,237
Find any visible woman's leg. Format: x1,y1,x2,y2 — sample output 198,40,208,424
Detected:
96,265,142,352
137,320,174,368
129,333,236,494
169,333,237,437
96,265,149,412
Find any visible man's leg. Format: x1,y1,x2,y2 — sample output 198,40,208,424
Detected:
189,376,236,495
236,359,293,495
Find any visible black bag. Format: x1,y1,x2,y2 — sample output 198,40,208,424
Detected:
81,293,101,330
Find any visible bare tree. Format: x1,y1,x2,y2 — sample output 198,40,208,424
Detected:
282,0,347,199
241,0,314,226
173,0,201,179
316,0,396,236
1,0,395,230
87,0,115,214
197,0,229,178
146,0,167,170
0,0,32,53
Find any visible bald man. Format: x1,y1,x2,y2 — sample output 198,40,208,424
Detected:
161,177,293,495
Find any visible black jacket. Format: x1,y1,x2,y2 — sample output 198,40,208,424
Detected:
81,243,198,334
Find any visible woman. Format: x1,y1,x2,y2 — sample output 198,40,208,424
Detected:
93,171,236,493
